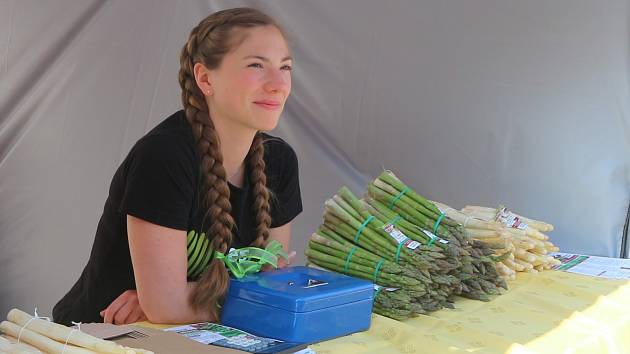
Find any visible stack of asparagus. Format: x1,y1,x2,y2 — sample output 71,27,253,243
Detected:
433,204,560,279
307,234,429,320
366,171,507,300
0,309,152,354
307,187,458,319
306,171,507,320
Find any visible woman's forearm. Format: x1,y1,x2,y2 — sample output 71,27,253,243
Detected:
268,223,292,251
140,282,210,324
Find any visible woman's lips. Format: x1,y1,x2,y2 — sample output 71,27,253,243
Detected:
254,100,281,110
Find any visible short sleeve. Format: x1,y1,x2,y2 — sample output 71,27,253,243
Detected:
118,135,196,230
265,138,303,228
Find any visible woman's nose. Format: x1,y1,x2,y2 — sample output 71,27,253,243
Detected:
263,70,290,94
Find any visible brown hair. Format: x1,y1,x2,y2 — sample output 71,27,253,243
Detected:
178,7,282,321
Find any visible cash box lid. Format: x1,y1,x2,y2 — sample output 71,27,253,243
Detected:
226,266,374,313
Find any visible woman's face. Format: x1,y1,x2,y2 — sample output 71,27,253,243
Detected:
206,25,292,133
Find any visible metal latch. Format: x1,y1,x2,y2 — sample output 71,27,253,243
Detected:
287,279,328,288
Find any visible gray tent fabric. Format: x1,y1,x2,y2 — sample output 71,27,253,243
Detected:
1,0,628,319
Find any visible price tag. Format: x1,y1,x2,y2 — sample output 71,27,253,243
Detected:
374,284,399,292
495,207,528,230
383,224,420,250
422,229,449,244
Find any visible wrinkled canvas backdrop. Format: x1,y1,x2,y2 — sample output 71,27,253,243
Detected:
1,0,628,317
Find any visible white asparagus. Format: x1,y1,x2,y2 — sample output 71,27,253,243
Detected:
514,258,534,270
462,206,496,213
432,202,502,230
0,335,43,354
515,249,536,263
465,229,505,238
474,237,510,248
0,321,97,354
503,258,525,272
438,201,560,275
532,246,548,255
495,262,516,279
6,309,152,354
518,216,554,232
525,228,548,240
513,239,536,250
462,205,554,232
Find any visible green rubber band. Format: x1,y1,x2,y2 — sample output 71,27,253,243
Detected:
343,247,358,274
424,229,438,246
212,240,288,278
389,187,411,209
433,212,446,235
374,286,383,300
387,215,402,226
354,215,375,243
395,241,404,263
373,259,385,283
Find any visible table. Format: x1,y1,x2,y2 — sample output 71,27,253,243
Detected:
311,271,630,353
139,270,630,353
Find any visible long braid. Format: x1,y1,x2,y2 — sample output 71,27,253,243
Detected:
248,133,272,247
179,22,233,322
177,8,283,322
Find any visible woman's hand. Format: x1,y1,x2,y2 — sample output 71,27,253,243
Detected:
100,290,147,324
263,250,296,272
278,250,296,268
262,222,295,271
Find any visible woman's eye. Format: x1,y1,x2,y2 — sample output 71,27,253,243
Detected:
281,65,293,71
248,63,263,68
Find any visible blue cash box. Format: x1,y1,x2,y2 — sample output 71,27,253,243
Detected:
220,266,374,343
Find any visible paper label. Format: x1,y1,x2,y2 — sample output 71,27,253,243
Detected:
383,224,420,250
404,239,421,249
165,322,284,345
165,324,227,344
550,252,630,280
495,207,528,230
374,284,399,292
422,229,449,244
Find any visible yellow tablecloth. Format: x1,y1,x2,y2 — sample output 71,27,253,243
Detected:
311,271,630,354
139,271,630,353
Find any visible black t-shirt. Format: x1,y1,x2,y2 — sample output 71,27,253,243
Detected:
52,110,302,325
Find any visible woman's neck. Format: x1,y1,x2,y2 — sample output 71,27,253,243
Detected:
208,114,257,188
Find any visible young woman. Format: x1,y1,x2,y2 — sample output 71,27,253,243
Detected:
53,8,301,325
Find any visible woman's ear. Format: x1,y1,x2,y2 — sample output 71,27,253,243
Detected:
193,62,213,96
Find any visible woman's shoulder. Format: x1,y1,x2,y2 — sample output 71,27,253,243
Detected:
261,133,299,177
127,111,197,167
261,133,297,160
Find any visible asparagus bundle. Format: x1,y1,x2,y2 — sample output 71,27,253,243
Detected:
307,187,463,319
0,334,44,353
321,187,441,273
0,309,153,354
461,206,554,232
306,257,425,320
372,286,426,320
367,171,508,301
435,204,561,277
306,234,430,319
